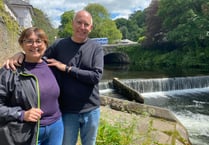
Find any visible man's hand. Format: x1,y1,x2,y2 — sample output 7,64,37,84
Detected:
47,58,67,72
3,52,25,71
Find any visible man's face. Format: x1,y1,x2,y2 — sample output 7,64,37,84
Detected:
72,11,93,43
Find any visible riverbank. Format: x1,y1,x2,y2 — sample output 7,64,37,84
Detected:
98,78,192,144
100,96,191,145
100,76,209,145
116,45,209,69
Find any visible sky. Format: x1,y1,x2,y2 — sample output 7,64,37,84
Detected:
29,0,152,28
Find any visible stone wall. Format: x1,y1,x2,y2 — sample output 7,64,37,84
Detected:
0,19,20,66
100,96,192,145
100,78,192,144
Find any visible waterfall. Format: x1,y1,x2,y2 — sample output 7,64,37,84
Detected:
121,75,209,93
99,81,114,94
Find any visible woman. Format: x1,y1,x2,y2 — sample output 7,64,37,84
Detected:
0,27,63,145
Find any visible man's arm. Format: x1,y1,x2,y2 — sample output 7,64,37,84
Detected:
3,38,63,70
69,45,104,85
4,52,25,70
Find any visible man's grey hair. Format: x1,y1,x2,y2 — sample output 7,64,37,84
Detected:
73,10,93,25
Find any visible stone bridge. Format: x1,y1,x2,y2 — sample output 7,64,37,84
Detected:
102,43,138,64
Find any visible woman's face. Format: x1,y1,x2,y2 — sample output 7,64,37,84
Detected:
22,32,46,63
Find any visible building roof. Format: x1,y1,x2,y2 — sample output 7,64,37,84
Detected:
6,0,33,15
7,0,31,6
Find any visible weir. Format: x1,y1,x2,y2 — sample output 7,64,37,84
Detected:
99,75,209,93
99,76,209,145
121,75,209,93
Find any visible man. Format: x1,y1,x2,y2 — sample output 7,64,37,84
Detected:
5,10,104,145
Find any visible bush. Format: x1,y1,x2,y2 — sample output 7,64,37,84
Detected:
96,119,136,145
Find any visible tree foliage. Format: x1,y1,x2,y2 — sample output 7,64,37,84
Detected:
84,3,109,38
143,0,163,48
129,10,146,41
115,10,146,42
158,0,209,48
84,3,122,43
115,18,129,39
32,8,58,45
57,3,122,43
58,10,74,38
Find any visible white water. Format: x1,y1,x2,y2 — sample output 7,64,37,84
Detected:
176,112,209,145
142,88,209,145
99,76,209,144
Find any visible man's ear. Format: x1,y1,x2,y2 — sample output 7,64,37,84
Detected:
90,25,93,32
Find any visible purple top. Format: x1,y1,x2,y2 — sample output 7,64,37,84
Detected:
24,61,61,126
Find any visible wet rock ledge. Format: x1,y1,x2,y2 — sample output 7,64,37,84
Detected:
99,78,192,145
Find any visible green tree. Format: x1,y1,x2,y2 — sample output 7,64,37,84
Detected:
129,10,145,27
119,26,129,39
158,0,209,48
58,10,74,38
126,20,141,41
115,10,146,42
84,3,122,43
129,10,146,41
143,0,163,48
32,8,58,45
102,19,122,43
84,3,109,36
115,18,128,28
115,18,129,39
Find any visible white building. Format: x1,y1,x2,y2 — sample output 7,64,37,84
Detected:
4,0,33,28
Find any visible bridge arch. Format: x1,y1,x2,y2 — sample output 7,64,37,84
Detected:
103,44,133,64
104,52,130,64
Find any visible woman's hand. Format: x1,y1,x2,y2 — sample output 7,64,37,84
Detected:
24,108,43,122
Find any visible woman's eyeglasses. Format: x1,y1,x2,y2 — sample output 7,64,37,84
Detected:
23,39,43,46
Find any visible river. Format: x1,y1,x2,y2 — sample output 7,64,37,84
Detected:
100,65,209,145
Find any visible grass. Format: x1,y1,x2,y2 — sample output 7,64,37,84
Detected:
76,108,160,145
96,119,137,145
76,118,138,145
74,106,191,145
